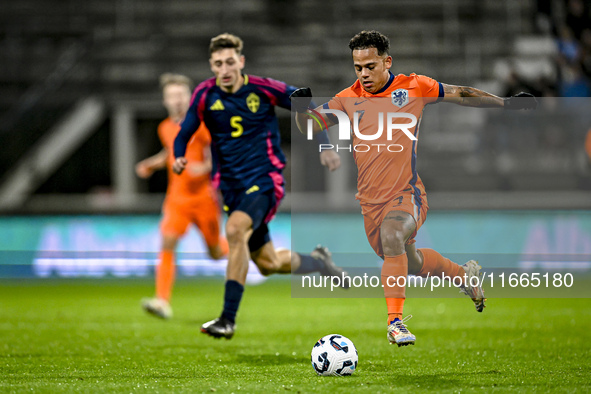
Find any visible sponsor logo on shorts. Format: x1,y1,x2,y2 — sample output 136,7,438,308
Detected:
246,185,260,195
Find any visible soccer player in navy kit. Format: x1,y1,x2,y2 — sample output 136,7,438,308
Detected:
173,33,345,339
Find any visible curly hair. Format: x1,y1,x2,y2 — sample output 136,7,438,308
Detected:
209,33,244,56
348,30,390,56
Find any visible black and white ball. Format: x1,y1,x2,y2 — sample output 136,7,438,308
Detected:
310,334,358,376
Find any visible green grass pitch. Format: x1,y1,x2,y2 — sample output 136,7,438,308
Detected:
1,278,590,393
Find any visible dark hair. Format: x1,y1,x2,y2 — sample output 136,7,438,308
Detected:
349,30,390,56
209,33,244,56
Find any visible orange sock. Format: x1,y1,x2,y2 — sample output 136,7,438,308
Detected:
156,250,175,302
386,299,404,324
417,248,464,281
381,254,408,324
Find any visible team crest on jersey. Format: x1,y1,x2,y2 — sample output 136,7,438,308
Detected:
246,93,260,113
391,89,409,108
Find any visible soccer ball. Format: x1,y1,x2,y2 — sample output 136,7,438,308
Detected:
310,334,358,376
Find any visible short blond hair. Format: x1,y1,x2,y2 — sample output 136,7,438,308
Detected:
159,73,193,90
209,33,243,56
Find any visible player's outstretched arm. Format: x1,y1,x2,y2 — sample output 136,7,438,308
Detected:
290,87,341,171
290,88,337,134
441,84,537,110
136,149,168,178
173,101,202,175
441,84,504,107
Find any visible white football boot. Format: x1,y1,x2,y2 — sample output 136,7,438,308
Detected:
141,297,173,319
459,260,486,312
387,315,416,347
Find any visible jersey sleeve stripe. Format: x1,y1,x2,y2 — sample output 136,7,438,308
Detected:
191,79,215,119
257,86,279,106
189,79,213,107
436,82,444,102
249,75,287,93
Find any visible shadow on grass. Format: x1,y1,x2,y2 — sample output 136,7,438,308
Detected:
183,318,214,327
235,353,308,366
381,369,503,388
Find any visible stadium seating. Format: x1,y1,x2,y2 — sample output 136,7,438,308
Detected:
1,0,589,212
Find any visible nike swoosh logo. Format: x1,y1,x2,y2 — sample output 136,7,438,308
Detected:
354,100,367,105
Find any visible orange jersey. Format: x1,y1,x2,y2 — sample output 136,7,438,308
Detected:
325,72,442,205
158,118,214,203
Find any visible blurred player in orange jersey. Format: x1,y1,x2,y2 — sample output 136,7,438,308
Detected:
137,73,228,319
293,30,537,347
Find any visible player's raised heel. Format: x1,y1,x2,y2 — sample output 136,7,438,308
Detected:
387,315,416,347
459,260,486,312
311,245,350,289
141,297,173,320
201,316,235,339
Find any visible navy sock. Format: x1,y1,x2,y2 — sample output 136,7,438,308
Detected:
294,253,323,274
221,280,244,323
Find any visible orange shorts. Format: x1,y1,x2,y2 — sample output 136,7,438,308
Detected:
160,195,222,248
361,190,429,258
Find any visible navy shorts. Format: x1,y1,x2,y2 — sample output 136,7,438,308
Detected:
222,186,278,252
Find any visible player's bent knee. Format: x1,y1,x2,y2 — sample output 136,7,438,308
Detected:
380,231,407,255
225,222,248,244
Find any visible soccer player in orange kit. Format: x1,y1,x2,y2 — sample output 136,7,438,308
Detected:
137,73,228,319
292,30,537,346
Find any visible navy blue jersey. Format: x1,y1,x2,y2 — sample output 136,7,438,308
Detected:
174,74,296,194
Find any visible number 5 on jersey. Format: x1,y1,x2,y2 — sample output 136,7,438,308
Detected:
230,116,243,137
